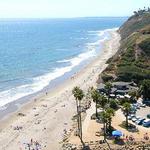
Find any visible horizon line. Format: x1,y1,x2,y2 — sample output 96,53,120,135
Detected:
0,16,129,20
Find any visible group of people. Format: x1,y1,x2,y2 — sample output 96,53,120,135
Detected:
123,133,150,143
20,139,41,150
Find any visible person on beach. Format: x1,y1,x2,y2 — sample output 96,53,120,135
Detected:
31,138,33,145
126,135,128,142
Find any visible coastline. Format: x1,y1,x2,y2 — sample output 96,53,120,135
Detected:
0,28,113,119
0,29,121,150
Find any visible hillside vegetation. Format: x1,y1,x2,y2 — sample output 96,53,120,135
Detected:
101,9,150,85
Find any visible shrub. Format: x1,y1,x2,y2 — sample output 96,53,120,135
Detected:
91,112,103,120
109,99,118,109
101,73,114,82
139,38,150,56
116,65,150,83
118,98,130,105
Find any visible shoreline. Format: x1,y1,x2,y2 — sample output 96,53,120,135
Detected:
0,29,120,150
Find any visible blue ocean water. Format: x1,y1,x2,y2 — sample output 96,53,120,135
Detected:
0,17,127,107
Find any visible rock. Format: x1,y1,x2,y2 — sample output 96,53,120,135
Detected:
18,113,26,116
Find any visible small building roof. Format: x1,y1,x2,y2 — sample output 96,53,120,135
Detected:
97,81,138,94
116,89,129,94
112,82,133,86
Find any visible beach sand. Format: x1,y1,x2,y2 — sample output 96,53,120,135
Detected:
0,29,120,150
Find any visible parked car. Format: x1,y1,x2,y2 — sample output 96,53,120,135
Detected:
135,118,145,125
136,116,141,120
143,119,150,127
137,103,142,107
132,117,137,122
130,110,136,114
143,101,150,106
147,114,150,119
130,114,136,118
141,104,146,107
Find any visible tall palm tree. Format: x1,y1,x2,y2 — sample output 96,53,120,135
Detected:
98,95,107,141
99,94,107,110
123,102,131,128
106,108,115,132
72,87,80,134
101,111,109,141
72,86,84,143
91,89,100,118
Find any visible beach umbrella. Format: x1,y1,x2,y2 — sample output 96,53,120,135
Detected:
112,130,123,137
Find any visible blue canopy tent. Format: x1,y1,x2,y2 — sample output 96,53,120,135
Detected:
112,130,123,137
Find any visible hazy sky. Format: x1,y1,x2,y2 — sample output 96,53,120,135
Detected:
0,0,149,18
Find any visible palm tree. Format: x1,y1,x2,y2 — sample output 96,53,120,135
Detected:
72,87,80,134
101,111,109,141
72,86,84,143
99,94,107,110
91,89,100,118
98,95,107,141
106,108,115,132
123,102,131,128
104,82,112,98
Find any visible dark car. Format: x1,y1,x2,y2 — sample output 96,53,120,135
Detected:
147,114,150,119
135,118,145,125
143,101,150,106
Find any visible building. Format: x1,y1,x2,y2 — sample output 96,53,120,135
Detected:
97,82,138,96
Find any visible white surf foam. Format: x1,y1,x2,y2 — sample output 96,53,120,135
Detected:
0,49,97,107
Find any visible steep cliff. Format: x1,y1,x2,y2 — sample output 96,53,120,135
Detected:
101,10,150,84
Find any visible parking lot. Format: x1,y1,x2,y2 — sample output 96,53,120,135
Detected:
127,103,150,127
136,106,150,118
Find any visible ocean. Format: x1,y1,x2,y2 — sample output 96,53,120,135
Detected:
0,17,127,109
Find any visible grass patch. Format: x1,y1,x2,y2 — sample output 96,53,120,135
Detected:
119,121,139,132
91,112,103,120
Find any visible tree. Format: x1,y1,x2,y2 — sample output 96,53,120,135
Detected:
133,11,139,16
123,102,131,128
99,94,107,110
129,90,137,98
119,98,130,106
106,108,115,132
91,89,100,118
72,86,84,143
139,79,150,100
101,111,108,141
128,90,138,103
99,95,108,140
101,107,115,139
109,99,118,110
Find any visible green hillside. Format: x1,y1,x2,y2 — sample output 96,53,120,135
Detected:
101,9,150,85
119,9,150,39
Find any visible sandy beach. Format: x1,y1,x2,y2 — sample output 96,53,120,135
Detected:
0,29,120,150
